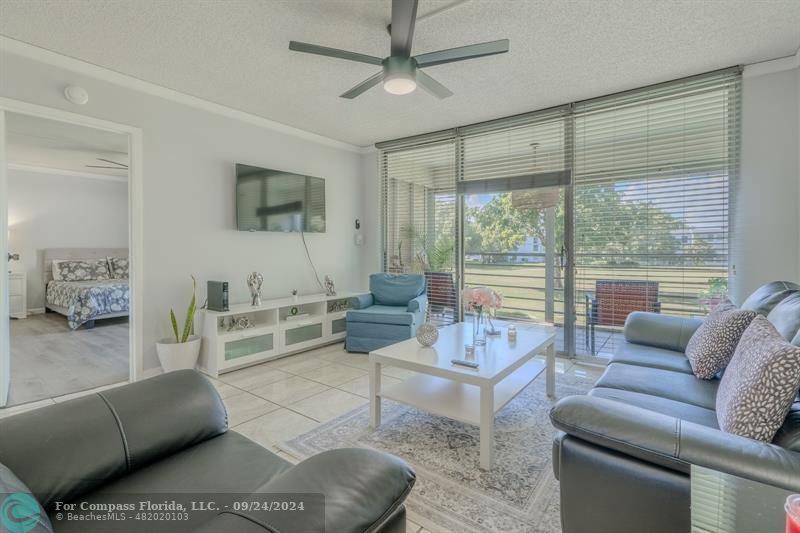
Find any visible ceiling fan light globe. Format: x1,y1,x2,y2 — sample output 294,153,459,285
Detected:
384,74,417,95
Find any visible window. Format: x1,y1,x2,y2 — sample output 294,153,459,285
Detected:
573,70,740,356
378,68,741,358
381,137,457,324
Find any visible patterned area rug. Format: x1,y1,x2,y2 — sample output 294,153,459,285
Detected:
281,370,594,533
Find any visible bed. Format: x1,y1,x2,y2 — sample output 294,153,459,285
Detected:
42,248,130,330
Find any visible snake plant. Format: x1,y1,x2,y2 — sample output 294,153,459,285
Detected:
170,275,197,343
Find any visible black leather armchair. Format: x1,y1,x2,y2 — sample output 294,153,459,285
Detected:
0,370,414,533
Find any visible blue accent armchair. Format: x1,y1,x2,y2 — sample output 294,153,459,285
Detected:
345,273,427,353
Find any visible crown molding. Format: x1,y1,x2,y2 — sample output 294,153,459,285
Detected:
0,37,373,153
7,162,127,183
743,48,800,78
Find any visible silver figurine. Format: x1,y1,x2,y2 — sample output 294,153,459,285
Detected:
324,275,336,296
247,272,263,306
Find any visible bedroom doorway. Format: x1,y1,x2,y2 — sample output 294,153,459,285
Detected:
0,102,142,408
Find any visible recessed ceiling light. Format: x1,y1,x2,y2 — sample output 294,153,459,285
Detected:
64,85,89,105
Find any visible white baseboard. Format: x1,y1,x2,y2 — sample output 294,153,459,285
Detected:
27,307,45,315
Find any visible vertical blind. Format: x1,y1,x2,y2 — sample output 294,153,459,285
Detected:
380,136,458,324
379,67,741,356
573,69,741,356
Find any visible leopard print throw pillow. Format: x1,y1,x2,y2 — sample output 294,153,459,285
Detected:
716,316,800,441
686,301,756,379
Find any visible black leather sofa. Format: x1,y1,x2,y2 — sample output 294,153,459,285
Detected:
550,281,800,533
0,370,414,533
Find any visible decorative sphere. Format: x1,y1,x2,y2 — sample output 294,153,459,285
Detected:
416,322,439,347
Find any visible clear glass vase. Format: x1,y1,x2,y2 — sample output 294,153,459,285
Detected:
472,306,487,346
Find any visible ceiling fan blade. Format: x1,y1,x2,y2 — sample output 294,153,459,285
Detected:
95,158,128,168
416,70,453,99
86,165,127,169
340,71,386,99
289,41,383,66
414,38,509,68
390,0,418,57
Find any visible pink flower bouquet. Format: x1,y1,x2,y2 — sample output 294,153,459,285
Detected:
461,286,502,311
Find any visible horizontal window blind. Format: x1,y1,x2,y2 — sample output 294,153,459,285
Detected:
690,466,738,533
381,139,457,324
458,106,571,183
573,69,740,357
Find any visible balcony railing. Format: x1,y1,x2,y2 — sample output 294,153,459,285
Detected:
463,250,724,334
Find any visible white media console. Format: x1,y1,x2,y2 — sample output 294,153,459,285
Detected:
198,291,360,377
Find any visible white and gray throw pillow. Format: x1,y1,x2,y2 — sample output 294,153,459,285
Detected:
716,316,800,441
685,301,756,379
51,260,66,281
107,256,129,280
54,259,110,282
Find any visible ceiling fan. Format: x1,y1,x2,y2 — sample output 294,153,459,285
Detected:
86,158,128,170
288,0,509,99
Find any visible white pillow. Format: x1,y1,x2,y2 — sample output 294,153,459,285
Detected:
51,260,65,281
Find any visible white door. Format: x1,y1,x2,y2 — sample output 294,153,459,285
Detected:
0,110,10,407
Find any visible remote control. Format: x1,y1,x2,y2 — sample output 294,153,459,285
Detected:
452,359,479,369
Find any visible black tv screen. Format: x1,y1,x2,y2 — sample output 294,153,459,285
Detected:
236,164,326,233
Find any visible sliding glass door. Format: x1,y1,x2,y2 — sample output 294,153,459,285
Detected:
379,109,577,353
462,186,570,351
457,107,575,353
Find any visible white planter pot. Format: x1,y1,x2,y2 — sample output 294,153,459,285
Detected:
156,335,201,373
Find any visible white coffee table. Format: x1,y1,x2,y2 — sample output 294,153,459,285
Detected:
369,321,556,469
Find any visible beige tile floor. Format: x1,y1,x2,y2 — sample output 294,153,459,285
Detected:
0,340,605,533
221,343,603,533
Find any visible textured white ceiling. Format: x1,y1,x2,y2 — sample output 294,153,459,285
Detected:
6,112,128,177
1,0,799,147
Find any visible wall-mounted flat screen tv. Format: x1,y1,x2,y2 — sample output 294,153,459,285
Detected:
236,164,326,233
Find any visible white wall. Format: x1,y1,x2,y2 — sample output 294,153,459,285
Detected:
733,61,800,302
7,169,128,309
1,50,366,373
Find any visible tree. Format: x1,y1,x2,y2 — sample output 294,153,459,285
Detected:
466,194,533,260
463,209,484,256
466,185,690,266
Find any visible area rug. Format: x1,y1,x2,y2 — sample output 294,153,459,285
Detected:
280,369,595,533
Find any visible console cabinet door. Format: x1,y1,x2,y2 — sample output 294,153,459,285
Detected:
281,320,324,352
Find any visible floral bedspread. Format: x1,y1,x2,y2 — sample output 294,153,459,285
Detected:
46,280,129,329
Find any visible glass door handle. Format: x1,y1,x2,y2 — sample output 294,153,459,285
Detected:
559,246,566,268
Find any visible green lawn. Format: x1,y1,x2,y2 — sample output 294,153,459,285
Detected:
464,262,725,324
